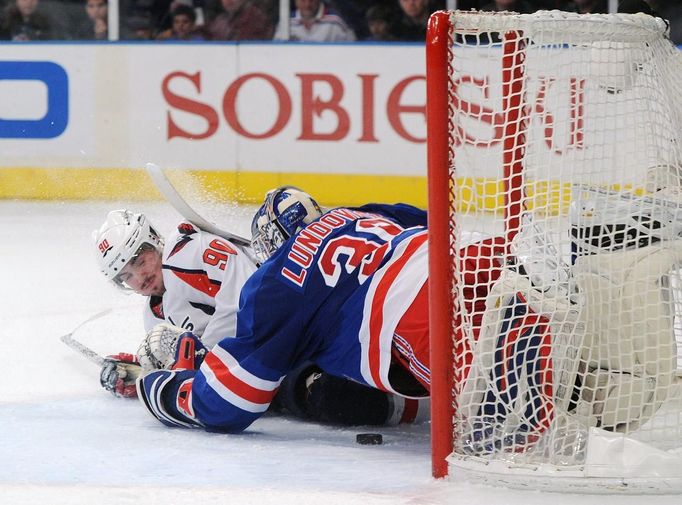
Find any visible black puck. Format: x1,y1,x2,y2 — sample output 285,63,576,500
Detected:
356,433,383,445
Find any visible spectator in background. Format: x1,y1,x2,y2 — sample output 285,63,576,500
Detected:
149,0,205,37
327,0,370,40
365,4,397,41
0,0,55,40
207,0,274,40
558,0,608,14
73,0,107,40
156,4,205,39
480,0,538,14
391,0,440,41
274,0,355,42
455,0,482,8
477,0,537,43
125,14,154,40
535,1,562,8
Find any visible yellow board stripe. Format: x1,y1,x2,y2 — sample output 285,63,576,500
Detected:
456,177,573,216
0,168,429,208
1,168,641,212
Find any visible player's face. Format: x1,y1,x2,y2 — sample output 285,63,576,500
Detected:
116,248,165,296
221,0,242,12
16,0,38,17
495,0,516,10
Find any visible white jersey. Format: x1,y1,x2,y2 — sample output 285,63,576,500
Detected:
143,222,258,348
274,5,356,42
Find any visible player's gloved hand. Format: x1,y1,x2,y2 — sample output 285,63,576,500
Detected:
100,352,142,398
137,323,207,371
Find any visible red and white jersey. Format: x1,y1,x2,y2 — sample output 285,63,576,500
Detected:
143,222,258,348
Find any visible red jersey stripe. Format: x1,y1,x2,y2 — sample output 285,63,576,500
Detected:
204,352,277,405
367,232,429,389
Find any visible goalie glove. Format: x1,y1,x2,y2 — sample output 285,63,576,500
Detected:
100,352,142,398
137,323,207,372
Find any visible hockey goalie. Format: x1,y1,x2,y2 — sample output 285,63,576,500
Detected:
455,170,682,464
133,177,680,462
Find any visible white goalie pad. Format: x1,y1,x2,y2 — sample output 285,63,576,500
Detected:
571,242,682,432
456,267,581,455
457,239,682,456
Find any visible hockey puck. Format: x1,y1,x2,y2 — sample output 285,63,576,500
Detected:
356,433,383,445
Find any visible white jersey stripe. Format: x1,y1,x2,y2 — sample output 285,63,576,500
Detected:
359,231,429,393
200,361,274,414
199,346,284,414
210,346,283,391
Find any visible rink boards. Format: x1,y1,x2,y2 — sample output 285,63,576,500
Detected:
0,41,679,207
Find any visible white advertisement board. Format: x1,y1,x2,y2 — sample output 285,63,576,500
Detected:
0,43,428,176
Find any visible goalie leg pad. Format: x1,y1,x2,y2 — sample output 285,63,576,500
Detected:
458,269,558,453
572,243,681,431
574,368,658,431
457,264,596,456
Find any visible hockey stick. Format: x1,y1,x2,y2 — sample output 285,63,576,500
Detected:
145,162,251,247
59,309,112,366
574,184,682,211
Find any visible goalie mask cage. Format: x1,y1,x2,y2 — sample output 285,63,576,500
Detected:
427,10,682,493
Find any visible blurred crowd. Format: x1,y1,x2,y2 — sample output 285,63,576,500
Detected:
0,0,679,44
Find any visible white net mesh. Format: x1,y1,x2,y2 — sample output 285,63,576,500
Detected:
443,10,682,492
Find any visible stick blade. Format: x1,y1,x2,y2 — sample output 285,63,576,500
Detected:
144,162,251,247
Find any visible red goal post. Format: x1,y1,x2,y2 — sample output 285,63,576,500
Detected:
427,9,682,492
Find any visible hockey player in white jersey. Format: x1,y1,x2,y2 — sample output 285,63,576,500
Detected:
93,206,428,426
93,210,257,397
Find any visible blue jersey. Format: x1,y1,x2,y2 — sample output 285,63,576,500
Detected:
138,204,429,432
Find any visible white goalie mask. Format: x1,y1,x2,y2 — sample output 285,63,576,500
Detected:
250,186,322,263
93,210,164,290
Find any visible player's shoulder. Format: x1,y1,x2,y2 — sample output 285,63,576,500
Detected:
164,221,255,270
163,221,204,260
348,203,427,227
165,221,233,255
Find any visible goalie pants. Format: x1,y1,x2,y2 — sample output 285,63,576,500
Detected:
389,237,509,396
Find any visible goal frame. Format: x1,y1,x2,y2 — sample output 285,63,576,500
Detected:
426,9,682,492
427,10,528,479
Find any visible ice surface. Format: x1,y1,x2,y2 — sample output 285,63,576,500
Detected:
1,200,681,504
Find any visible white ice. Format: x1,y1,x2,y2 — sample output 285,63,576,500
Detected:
1,200,681,505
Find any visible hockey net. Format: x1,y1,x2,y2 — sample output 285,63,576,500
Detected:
427,10,682,493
